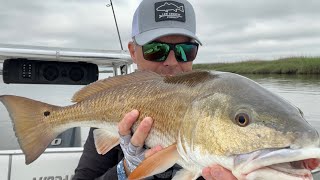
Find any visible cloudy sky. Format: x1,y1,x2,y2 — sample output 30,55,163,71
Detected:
1,0,320,64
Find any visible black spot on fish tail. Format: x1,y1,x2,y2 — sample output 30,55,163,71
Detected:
44,111,50,116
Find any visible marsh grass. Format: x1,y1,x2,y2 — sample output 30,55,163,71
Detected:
193,57,320,74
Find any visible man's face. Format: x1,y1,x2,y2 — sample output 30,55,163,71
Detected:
128,35,195,76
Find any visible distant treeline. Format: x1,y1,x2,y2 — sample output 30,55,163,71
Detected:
193,57,320,74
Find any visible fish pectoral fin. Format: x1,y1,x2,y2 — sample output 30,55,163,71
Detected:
172,169,200,180
128,143,180,180
93,129,119,155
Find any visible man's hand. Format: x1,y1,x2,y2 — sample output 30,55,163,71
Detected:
118,109,162,175
118,110,236,179
202,165,237,180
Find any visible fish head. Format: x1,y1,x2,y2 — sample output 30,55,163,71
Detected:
179,72,320,179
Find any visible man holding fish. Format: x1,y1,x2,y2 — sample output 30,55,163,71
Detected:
74,0,235,179
1,0,319,179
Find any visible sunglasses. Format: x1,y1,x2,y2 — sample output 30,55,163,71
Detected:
142,41,199,62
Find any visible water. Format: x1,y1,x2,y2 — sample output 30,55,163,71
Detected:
0,74,320,150
243,74,320,130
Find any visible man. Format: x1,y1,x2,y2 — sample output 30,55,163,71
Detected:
73,0,236,179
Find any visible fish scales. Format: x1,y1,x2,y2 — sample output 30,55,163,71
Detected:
1,70,320,180
38,74,206,148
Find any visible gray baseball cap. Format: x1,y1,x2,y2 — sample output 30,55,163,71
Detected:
132,0,202,46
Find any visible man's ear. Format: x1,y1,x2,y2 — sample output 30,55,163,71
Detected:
128,41,137,63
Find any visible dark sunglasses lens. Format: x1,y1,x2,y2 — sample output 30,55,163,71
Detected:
175,44,198,62
142,43,170,62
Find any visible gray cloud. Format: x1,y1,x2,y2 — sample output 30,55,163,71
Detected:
192,0,320,63
0,0,319,64
0,0,123,48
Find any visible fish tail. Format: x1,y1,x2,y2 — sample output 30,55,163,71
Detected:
0,95,61,164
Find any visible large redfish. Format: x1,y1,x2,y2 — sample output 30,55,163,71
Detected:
1,71,319,180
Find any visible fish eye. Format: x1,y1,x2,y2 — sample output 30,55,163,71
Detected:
235,113,250,127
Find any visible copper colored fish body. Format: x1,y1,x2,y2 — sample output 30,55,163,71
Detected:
1,70,320,180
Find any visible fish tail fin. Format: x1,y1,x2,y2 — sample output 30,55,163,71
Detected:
0,95,61,164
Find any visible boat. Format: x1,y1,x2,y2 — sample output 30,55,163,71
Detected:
1,43,319,179
0,43,133,180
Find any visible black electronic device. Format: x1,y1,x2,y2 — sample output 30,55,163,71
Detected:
2,58,98,85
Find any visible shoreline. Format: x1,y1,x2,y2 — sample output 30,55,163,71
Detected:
193,57,320,74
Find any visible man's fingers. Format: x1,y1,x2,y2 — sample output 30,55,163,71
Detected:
202,165,237,180
118,109,139,136
130,117,153,147
202,167,214,180
145,145,163,158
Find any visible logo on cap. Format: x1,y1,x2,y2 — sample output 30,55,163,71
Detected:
155,1,186,22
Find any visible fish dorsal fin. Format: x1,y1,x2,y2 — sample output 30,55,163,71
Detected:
93,129,119,155
72,71,161,102
128,143,180,180
164,71,216,87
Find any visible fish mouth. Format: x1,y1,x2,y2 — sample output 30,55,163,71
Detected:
233,148,320,179
265,159,317,179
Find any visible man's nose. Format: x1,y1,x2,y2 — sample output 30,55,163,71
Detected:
163,50,178,66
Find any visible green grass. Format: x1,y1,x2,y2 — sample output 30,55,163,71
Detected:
193,57,320,74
